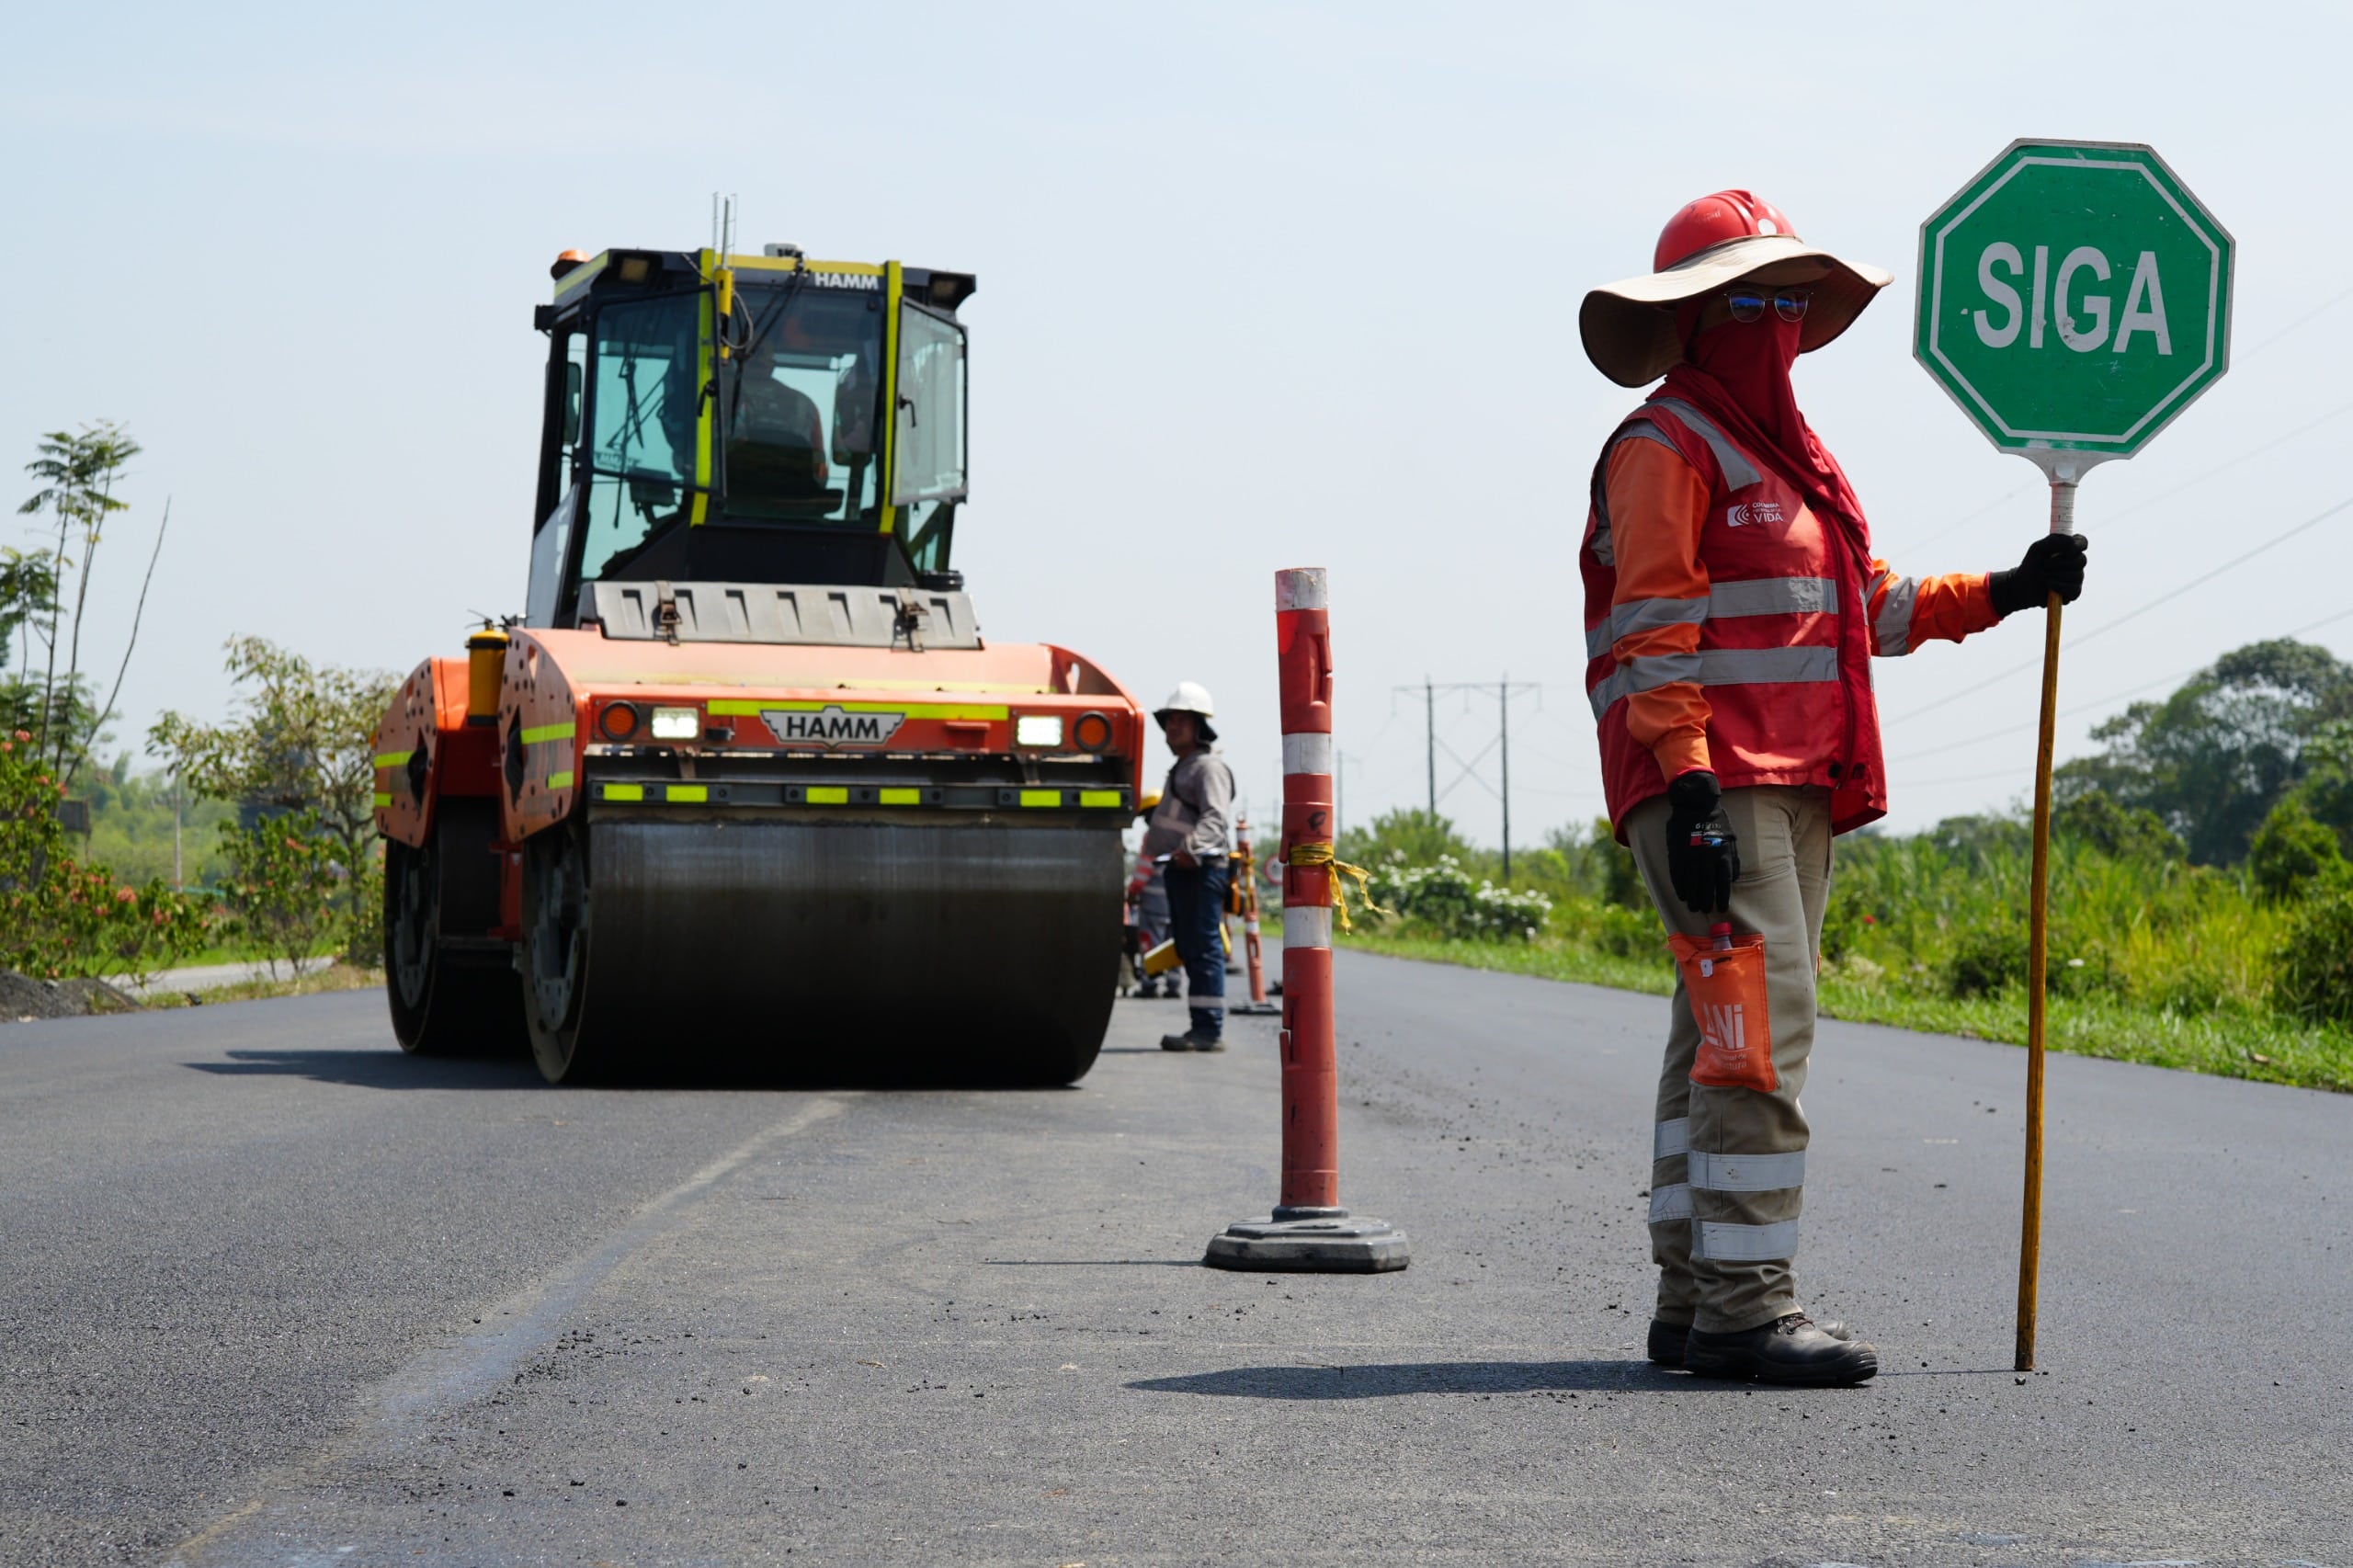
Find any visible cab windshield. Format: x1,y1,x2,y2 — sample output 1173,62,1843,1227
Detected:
721,279,886,527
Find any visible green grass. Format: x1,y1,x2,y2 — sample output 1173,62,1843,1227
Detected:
159,936,346,971
1335,928,2353,1095
140,962,383,1008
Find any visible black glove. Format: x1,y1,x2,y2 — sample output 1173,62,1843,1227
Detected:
1989,533,2089,617
1664,770,1738,915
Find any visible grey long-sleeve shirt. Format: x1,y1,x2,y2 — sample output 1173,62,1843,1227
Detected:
1143,746,1234,860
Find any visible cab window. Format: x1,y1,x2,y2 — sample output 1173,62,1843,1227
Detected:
892,301,967,506
579,292,701,580
721,283,884,526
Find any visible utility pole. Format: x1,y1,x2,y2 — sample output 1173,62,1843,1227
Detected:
172,767,183,891
1394,677,1541,876
1424,676,1435,820
1499,676,1512,882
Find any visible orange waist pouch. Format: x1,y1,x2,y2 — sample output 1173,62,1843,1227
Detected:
1667,930,1776,1093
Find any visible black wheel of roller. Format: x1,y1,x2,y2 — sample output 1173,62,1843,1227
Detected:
1006,1028,1102,1087
520,821,610,1085
384,801,526,1056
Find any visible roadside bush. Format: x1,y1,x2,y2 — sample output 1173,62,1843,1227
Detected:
1361,852,1552,941
1943,921,2029,999
1553,894,1663,960
2270,882,2353,1027
1941,916,2121,1001
0,729,209,979
340,839,385,966
218,810,341,977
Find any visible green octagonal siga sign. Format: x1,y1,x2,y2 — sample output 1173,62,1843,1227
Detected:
1915,141,2234,467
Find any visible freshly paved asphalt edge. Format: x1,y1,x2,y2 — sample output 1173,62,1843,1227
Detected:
2,954,2347,1566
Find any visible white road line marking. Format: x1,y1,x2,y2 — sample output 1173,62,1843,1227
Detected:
375,1096,847,1427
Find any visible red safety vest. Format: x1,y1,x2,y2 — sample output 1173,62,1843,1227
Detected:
1581,396,1886,839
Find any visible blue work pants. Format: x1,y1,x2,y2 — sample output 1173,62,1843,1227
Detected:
1162,858,1228,1040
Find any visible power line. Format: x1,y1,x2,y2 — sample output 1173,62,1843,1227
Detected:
1888,603,2353,766
1396,678,1540,879
1884,489,2353,726
2235,283,2353,361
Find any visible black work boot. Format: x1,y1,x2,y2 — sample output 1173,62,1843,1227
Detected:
1683,1312,1877,1386
1649,1315,1856,1369
1646,1319,1693,1366
1160,1030,1223,1051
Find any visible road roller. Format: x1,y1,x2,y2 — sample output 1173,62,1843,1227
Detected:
372,242,1144,1084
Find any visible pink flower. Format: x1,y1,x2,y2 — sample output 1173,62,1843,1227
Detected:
1861,914,1878,926
117,887,136,903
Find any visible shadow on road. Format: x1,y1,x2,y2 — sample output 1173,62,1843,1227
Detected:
985,1258,1201,1267
183,1049,1098,1093
1130,1360,1715,1399
186,1050,543,1090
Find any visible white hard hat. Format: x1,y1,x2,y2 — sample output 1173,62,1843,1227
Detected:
1156,680,1214,719
1154,680,1218,743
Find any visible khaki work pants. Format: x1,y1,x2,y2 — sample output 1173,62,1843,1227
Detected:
1625,784,1832,1334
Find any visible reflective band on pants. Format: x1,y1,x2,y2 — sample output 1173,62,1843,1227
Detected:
1653,1117,1689,1160
1649,1183,1693,1222
1686,1150,1806,1193
1691,1218,1801,1263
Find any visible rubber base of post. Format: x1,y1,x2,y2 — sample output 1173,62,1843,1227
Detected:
1201,1211,1410,1272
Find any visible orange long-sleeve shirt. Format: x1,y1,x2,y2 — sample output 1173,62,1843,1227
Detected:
1602,439,1997,781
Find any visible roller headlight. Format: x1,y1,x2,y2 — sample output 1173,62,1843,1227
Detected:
649,705,700,742
1016,714,1063,748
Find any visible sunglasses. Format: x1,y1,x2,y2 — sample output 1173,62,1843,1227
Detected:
1723,287,1812,324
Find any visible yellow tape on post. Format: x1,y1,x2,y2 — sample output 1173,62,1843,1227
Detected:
1284,841,1387,933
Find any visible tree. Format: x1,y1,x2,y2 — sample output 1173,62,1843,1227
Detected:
151,637,397,937
2052,790,2185,863
1336,807,1476,869
0,549,58,734
18,422,141,777
2056,639,2353,866
2247,797,2343,903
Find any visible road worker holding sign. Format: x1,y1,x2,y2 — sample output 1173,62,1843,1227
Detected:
1578,190,2089,1386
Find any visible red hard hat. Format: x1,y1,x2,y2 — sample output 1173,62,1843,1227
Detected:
1654,191,1801,273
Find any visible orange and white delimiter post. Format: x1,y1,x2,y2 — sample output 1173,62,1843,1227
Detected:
1201,567,1407,1273
1275,567,1340,1210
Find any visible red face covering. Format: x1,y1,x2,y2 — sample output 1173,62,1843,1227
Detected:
1659,297,1863,527
1688,311,1804,457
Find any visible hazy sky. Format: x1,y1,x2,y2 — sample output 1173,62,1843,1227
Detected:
5,1,2345,846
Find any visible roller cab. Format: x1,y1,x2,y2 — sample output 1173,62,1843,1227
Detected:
373,244,1144,1084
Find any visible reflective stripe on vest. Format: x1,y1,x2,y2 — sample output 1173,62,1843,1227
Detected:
1585,576,1841,661
1871,566,1921,656
1644,398,1761,491
1587,644,1839,719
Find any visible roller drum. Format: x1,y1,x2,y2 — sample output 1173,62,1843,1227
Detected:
523,812,1125,1084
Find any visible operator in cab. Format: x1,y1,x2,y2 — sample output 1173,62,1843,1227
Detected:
1579,191,2088,1387
1143,683,1235,1053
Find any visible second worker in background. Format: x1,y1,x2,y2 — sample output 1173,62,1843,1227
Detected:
1144,682,1235,1052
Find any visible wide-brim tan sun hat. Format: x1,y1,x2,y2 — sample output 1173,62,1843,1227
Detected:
1579,190,1894,388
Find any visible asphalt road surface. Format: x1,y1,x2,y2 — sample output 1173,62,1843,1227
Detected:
4,954,2347,1567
